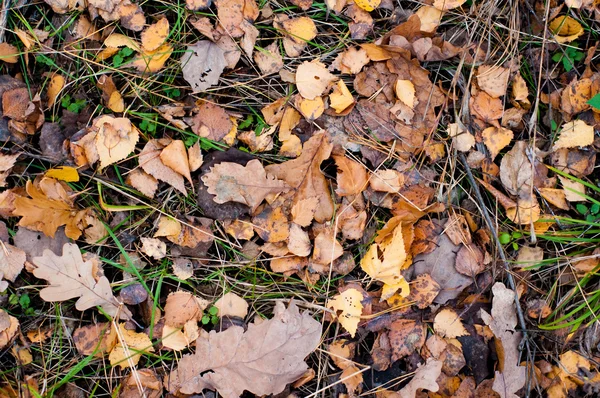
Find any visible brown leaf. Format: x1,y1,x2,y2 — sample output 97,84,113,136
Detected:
482,126,514,160
455,243,485,277
433,308,468,338
13,179,87,239
500,141,533,198
202,159,288,212
215,0,258,38
126,169,159,198
0,153,19,187
394,359,443,397
477,65,510,98
31,243,130,319
141,17,169,52
254,42,284,75
444,213,472,245
167,301,321,397
387,319,426,361
181,41,226,92
470,90,504,122
73,322,116,357
0,309,19,349
312,228,343,265
120,368,162,398
481,283,526,398
191,102,233,142
252,205,289,242
139,139,186,194
160,140,193,184
333,155,368,196
408,273,440,309
295,60,337,100
164,291,209,327
265,132,334,224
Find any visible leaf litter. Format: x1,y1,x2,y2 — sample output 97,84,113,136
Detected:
0,0,598,396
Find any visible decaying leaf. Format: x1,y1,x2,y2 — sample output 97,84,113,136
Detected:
393,359,443,397
328,340,363,394
0,242,25,292
254,42,284,75
481,283,526,398
140,237,167,259
31,243,130,319
202,159,288,211
327,288,364,337
167,301,321,397
181,41,226,92
477,65,510,98
482,126,513,159
0,309,19,349
333,155,367,196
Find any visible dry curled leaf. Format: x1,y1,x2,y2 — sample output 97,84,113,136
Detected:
202,159,288,212
31,243,130,319
167,301,321,397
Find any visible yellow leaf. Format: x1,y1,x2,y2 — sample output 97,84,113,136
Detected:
46,73,65,107
295,61,337,100
141,17,169,52
327,288,364,337
433,0,466,11
553,120,594,150
549,15,584,43
109,323,154,369
360,223,409,299
482,126,513,159
395,79,416,108
107,91,125,113
415,6,444,33
354,0,380,12
132,44,173,73
433,308,468,338
104,33,141,53
160,140,193,184
0,43,19,63
296,95,325,120
281,16,317,43
329,80,354,113
45,166,79,182
359,43,392,61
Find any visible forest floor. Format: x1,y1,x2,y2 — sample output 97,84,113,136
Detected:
0,0,599,397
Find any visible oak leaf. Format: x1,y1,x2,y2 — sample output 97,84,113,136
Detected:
167,301,321,397
265,132,334,224
394,359,443,397
202,159,288,212
31,243,130,319
0,152,19,187
0,242,25,292
13,179,87,239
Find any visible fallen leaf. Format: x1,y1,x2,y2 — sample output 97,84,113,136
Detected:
0,242,25,292
433,0,466,10
109,323,154,369
164,291,209,327
333,155,367,196
395,79,416,108
126,169,159,198
0,43,19,63
448,122,474,152
295,61,337,100
331,47,370,74
167,301,321,397
327,288,364,337
32,243,130,319
140,237,166,259
288,222,311,256
329,340,363,394
370,169,404,193
312,227,344,265
160,140,193,185
202,159,288,212
354,0,380,11
329,80,355,113
46,73,64,107
119,368,162,398
73,322,116,357
360,43,392,61
280,16,317,57
506,196,541,224
45,166,79,183
395,359,443,397
0,153,19,187
553,120,594,150
265,132,334,224
433,308,468,338
191,102,233,142
103,33,141,53
162,321,199,351
500,141,533,198
408,274,440,309
214,0,258,38
214,292,248,318
172,258,194,280
181,41,226,92
295,95,325,120
13,179,87,239
132,44,173,73
139,139,186,194
538,188,570,210
361,222,410,299
455,243,484,277
93,116,139,170
141,17,169,52
481,283,526,398
415,6,444,33
388,319,426,361
477,65,510,98
559,175,586,202
549,15,584,43
0,309,19,349
188,142,203,172
254,42,284,75
482,126,513,159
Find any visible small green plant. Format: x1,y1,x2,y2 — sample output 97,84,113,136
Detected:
9,292,35,316
163,86,181,99
61,94,87,113
552,45,584,72
588,93,600,110
139,116,157,133
112,47,134,67
238,114,254,130
202,306,219,325
575,202,600,222
499,230,523,251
